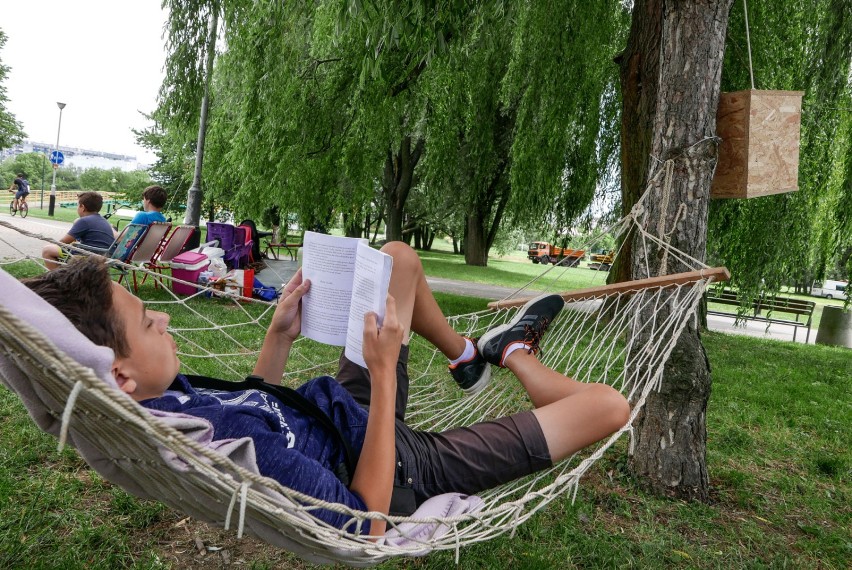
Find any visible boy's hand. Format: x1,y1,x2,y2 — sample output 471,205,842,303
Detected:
269,268,310,342
362,295,404,380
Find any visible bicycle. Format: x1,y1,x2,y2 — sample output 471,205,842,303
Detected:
9,197,29,218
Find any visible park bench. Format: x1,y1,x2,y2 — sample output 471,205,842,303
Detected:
264,241,302,261
706,289,815,342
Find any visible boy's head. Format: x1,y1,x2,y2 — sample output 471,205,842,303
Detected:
142,185,167,210
23,256,180,401
16,172,25,179
77,191,103,214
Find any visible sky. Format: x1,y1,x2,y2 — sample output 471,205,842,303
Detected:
2,0,168,164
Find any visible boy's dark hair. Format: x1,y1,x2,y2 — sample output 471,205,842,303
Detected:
23,257,129,358
142,185,167,209
16,172,26,178
78,191,104,213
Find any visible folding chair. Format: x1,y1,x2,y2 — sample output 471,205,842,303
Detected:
106,223,150,262
235,225,253,268
119,222,172,291
206,222,251,269
143,224,195,289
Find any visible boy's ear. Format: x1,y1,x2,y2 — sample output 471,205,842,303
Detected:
112,360,137,396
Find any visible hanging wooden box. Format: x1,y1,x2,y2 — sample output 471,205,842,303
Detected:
711,89,804,199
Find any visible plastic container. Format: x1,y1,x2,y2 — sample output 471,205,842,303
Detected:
170,251,210,295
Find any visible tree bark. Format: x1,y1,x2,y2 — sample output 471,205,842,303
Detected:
462,109,513,266
382,136,424,242
618,0,733,501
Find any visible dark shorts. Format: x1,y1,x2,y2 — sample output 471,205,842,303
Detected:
336,347,552,513
14,190,28,200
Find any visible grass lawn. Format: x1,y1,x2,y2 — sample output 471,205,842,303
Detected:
0,259,849,568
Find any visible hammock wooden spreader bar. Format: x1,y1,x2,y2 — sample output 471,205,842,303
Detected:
487,267,731,310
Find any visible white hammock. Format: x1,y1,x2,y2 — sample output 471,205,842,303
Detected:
0,203,727,566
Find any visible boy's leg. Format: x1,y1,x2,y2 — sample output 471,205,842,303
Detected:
504,350,630,462
397,355,630,501
335,242,480,415
477,293,631,462
380,241,465,358
382,242,491,395
41,244,62,271
396,293,628,499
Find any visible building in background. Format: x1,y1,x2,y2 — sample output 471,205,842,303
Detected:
0,140,148,171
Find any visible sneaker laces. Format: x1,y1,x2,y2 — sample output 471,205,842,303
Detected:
522,316,551,354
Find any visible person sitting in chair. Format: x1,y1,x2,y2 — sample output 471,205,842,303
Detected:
41,192,117,270
130,185,168,225
23,244,630,536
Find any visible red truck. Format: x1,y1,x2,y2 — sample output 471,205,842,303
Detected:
527,242,584,266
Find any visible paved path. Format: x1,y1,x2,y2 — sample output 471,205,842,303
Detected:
0,225,818,346
0,212,70,260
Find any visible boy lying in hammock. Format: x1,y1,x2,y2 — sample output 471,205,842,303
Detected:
24,243,629,536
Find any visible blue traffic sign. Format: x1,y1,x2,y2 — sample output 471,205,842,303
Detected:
49,150,64,165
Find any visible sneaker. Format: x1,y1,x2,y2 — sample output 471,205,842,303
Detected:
478,294,564,367
448,338,491,396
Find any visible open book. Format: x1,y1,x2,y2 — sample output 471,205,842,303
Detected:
300,231,393,368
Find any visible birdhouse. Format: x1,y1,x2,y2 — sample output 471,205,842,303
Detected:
711,90,804,199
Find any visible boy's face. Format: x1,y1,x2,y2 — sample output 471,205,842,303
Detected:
110,283,180,401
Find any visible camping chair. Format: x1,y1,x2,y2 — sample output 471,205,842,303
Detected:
206,222,253,269
206,222,242,269
106,223,150,262
70,223,149,262
141,224,196,290
236,224,255,266
119,222,172,291
238,219,270,263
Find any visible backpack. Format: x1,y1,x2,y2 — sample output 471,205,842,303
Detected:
18,179,29,193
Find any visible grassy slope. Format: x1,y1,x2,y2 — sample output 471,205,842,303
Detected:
0,258,849,568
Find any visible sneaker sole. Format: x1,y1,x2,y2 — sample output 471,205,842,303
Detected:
477,294,563,367
460,364,492,396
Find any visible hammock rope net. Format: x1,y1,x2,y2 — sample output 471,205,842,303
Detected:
0,195,726,566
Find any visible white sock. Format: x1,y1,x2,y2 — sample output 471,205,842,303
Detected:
501,342,530,366
449,338,475,366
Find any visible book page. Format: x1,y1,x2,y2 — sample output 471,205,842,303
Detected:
300,232,367,346
344,243,393,368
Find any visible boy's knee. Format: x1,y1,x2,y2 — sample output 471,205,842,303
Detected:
592,384,631,431
42,244,57,259
381,241,421,270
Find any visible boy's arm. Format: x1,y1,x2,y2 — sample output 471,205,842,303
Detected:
253,269,310,384
347,296,403,537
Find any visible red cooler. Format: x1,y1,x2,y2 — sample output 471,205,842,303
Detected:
170,251,209,295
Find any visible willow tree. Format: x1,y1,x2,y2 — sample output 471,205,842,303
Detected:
384,1,627,264
140,0,221,224
0,30,26,150
708,0,852,297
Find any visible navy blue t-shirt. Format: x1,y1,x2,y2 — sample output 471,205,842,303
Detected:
141,374,371,531
68,214,115,249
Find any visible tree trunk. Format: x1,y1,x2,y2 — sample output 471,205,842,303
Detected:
382,136,424,242
618,0,733,502
462,111,512,266
464,215,489,266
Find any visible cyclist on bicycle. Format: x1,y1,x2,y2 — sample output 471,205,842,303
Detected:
8,172,30,210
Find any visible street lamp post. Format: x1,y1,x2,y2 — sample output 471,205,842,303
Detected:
40,152,46,210
48,102,66,217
